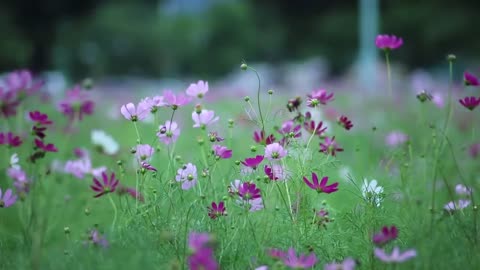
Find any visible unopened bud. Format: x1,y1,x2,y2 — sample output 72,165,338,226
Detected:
446,54,456,62
268,89,274,95
250,145,257,152
82,78,94,90
64,227,70,234
240,63,248,71
244,96,250,102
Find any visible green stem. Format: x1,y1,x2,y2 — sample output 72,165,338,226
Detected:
133,121,141,143
247,66,265,135
385,51,392,98
108,194,118,231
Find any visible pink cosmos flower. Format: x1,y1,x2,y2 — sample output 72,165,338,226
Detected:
207,201,226,219
373,226,398,246
212,145,232,159
375,34,403,50
58,85,95,121
278,120,302,138
157,121,180,145
5,69,43,96
186,80,209,98
338,115,353,130
303,173,339,194
230,181,264,212
444,199,471,212
459,96,480,111
264,143,287,160
188,232,218,270
0,188,18,208
282,248,318,269
29,111,52,126
241,155,264,169
464,71,479,86
7,167,30,193
176,163,198,190
120,102,150,121
319,136,343,156
374,247,417,263
304,120,327,136
90,172,120,198
307,89,334,107
455,184,472,196
0,132,22,147
34,139,58,152
141,161,157,172
135,144,154,161
264,164,288,181
88,229,109,248
253,130,276,145
0,86,20,117
324,258,356,270
385,131,408,147
192,110,219,128
163,89,191,109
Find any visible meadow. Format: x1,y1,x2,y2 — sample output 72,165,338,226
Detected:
1,35,480,270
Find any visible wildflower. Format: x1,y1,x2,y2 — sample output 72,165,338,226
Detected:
282,248,318,269
157,121,181,145
303,173,339,194
208,131,224,142
176,163,198,190
374,247,417,263
464,71,479,86
469,143,480,158
212,145,232,159
269,248,287,260
188,247,219,270
253,130,275,145
241,155,264,169
188,232,212,251
9,153,20,169
0,132,22,147
315,208,333,228
319,136,343,156
278,120,302,138
120,102,149,121
90,172,120,198
238,182,261,200
307,89,334,107
64,158,93,179
338,115,353,130
0,87,20,117
372,226,398,246
444,199,471,212
455,184,472,196
234,181,264,212
29,111,52,125
163,89,191,109
117,186,144,202
286,96,302,112
186,80,209,98
91,130,119,155
375,34,403,50
362,179,384,207
264,143,287,160
459,96,480,111
7,167,30,193
192,110,219,129
385,131,408,147
58,85,95,121
34,139,58,152
0,188,17,208
304,120,327,136
4,69,43,96
264,164,288,181
135,144,154,161
324,257,356,270
88,229,109,248
207,201,227,219
141,161,157,172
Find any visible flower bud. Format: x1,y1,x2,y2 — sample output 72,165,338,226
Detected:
250,145,257,152
446,54,456,62
244,96,250,102
64,227,70,234
175,155,182,162
235,160,240,165
84,208,91,216
268,89,274,95
195,104,202,114
82,78,94,90
240,63,248,71
197,138,204,145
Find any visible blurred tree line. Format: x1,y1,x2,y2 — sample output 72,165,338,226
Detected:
0,0,479,79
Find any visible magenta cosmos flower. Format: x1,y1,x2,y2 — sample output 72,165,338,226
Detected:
135,144,154,161
282,248,318,269
303,173,339,194
278,120,302,138
385,131,408,147
264,143,287,160
375,34,403,50
29,111,53,126
307,89,334,107
157,120,180,145
0,188,17,208
186,80,209,98
5,69,43,96
207,201,226,219
373,226,398,246
241,155,264,169
232,181,264,212
176,163,197,190
324,258,356,270
163,89,191,109
192,110,219,129
212,145,232,159
34,138,58,152
304,120,327,137
90,172,120,198
58,85,95,121
459,96,480,111
319,136,343,156
374,246,417,263
188,232,218,270
253,130,276,145
0,132,22,147
338,115,353,130
120,102,149,121
464,71,479,86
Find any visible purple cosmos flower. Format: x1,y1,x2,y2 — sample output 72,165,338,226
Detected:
135,144,154,161
253,130,276,145
192,110,219,129
455,184,472,196
238,182,262,200
278,120,302,138
90,172,120,198
5,69,43,96
208,131,224,142
7,167,30,194
188,247,218,270
375,34,403,50
338,115,353,130
186,80,209,98
373,226,398,246
307,89,334,107
58,85,95,121
0,188,17,208
212,145,232,159
304,120,327,137
264,143,287,160
469,143,480,158
29,111,52,126
88,229,109,248
176,163,198,190
444,199,471,212
385,131,408,147
234,181,264,212
264,164,288,181
303,173,339,194
163,90,191,109
120,102,149,121
374,247,417,263
282,248,318,269
0,132,22,147
241,155,264,169
459,96,480,111
324,258,356,270
118,186,145,202
319,136,343,156
34,139,58,152
157,121,181,145
64,158,93,179
464,71,479,86
208,201,226,219
141,161,157,172
0,87,20,117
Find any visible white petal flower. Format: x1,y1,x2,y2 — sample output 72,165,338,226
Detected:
91,130,119,155
10,153,20,169
362,179,384,207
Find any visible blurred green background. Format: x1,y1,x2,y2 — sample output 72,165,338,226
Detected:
1,0,479,80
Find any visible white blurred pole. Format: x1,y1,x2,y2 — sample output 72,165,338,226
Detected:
358,0,378,92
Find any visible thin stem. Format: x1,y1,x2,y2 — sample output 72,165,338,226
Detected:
133,121,141,143
385,51,393,98
247,66,265,135
108,194,118,231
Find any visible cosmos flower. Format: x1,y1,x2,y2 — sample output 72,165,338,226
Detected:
90,172,120,198
281,248,318,269
374,247,417,263
264,164,288,181
253,130,275,145
362,179,384,207
319,136,343,156
464,71,479,86
120,102,149,121
0,86,20,117
4,69,43,96
135,144,154,161
303,173,339,194
459,96,480,111
306,89,334,107
117,186,145,202
304,120,327,136
176,163,198,190
187,232,218,270
0,132,22,147
192,110,219,128
264,143,287,160
29,111,52,126
7,167,30,194
0,188,17,208
157,121,181,145
372,226,398,246
163,90,191,109
34,139,58,152
58,85,95,121
385,131,408,147
212,145,232,159
278,120,302,138
241,155,264,169
375,34,403,50
91,130,119,155
444,199,471,212
455,184,472,196
338,115,353,130
186,80,209,98
207,201,226,219
324,258,356,270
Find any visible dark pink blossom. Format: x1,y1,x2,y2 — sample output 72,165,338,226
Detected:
459,96,480,111
241,155,264,169
304,120,327,136
319,136,343,156
90,172,120,198
29,111,52,125
282,248,318,269
118,186,144,202
4,69,43,96
207,201,226,219
253,130,275,145
34,139,58,152
58,85,95,121
0,87,20,117
338,115,353,130
306,89,334,107
464,71,479,86
303,173,338,194
0,132,22,147
373,226,398,246
375,34,403,50
212,145,232,159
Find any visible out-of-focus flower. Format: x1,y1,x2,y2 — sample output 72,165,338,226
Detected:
9,153,20,169
338,115,353,130
385,131,408,147
319,136,343,156
117,186,144,202
304,120,327,137
176,163,198,190
186,80,209,98
58,85,95,121
469,143,480,158
372,226,398,246
444,199,471,212
459,96,480,111
4,70,43,96
287,96,302,112
307,89,334,107
464,71,479,86
192,110,219,129
0,132,22,147
91,130,119,155
88,229,109,248
455,184,472,196
163,90,191,109
324,258,356,270
0,188,17,208
34,139,57,152
135,144,154,161
29,111,52,126
241,155,264,169
253,130,275,145
264,164,288,181
375,34,403,50
374,247,417,263
281,248,318,269
362,179,384,207
187,232,218,270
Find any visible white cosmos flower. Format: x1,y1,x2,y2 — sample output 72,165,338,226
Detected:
10,153,20,169
91,130,119,155
362,179,384,207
